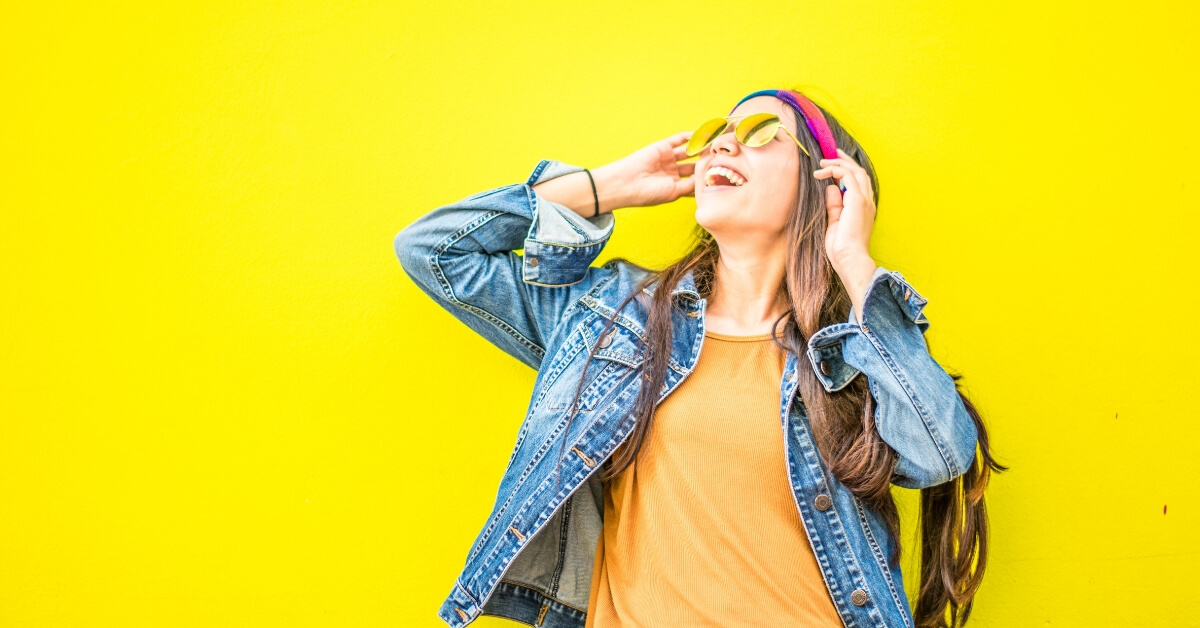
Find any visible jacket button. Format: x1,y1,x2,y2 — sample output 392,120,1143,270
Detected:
904,288,912,300
598,331,614,348
528,257,539,267
814,494,832,511
851,588,869,606
819,360,831,376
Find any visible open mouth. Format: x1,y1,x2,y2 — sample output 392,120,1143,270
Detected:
704,165,747,188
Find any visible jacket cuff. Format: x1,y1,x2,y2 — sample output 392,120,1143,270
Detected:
520,159,616,286
805,266,931,392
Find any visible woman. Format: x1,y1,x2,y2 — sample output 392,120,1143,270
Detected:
395,88,1005,628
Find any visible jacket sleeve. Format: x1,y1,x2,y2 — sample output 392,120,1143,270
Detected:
393,159,617,371
805,266,979,489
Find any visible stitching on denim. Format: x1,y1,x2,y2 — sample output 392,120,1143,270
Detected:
858,324,957,481
548,358,619,411
466,408,575,567
429,210,546,361
455,579,480,605
536,602,550,626
524,237,609,249
528,174,588,244
463,313,626,569
474,399,642,615
535,323,590,404
787,402,881,625
852,495,913,627
546,494,572,597
778,385,860,628
478,612,535,627
579,298,690,374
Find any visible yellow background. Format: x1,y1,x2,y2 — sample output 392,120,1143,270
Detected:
3,1,1197,626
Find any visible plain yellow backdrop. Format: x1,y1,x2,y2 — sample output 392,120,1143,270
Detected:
2,1,1197,626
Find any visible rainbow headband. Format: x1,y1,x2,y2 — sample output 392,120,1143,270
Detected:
730,89,839,161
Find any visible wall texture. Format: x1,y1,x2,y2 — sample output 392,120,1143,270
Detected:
2,1,1197,626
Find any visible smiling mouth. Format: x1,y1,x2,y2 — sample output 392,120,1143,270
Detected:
704,166,748,188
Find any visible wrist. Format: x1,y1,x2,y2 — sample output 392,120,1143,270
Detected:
832,251,875,277
590,163,636,213
833,254,877,324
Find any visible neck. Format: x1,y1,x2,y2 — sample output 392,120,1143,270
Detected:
704,240,789,335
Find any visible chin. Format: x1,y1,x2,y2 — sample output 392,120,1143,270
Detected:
694,203,730,232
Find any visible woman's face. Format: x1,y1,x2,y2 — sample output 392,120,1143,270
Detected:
693,96,803,241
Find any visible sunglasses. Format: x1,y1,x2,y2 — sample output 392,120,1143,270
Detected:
685,112,811,158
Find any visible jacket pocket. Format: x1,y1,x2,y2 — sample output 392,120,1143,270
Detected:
545,318,645,411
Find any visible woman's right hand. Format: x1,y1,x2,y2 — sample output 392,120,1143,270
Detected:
593,131,697,209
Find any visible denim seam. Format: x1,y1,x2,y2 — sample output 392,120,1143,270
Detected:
525,165,610,245
856,274,958,482
473,395,643,615
467,404,578,569
548,360,620,411
857,325,957,482
546,493,571,596
429,209,546,361
497,578,590,614
578,299,689,375
524,237,609,249
852,496,912,628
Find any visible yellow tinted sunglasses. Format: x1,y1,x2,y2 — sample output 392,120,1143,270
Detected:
685,112,811,158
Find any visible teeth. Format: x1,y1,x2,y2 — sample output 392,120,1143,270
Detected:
704,166,746,187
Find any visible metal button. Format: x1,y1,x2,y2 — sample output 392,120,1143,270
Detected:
598,330,614,348
850,588,869,606
814,494,832,511
819,360,831,376
528,257,539,267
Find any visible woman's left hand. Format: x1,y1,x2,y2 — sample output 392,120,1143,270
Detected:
815,148,878,323
814,148,877,271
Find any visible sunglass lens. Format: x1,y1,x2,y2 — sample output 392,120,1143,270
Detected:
737,113,782,148
686,118,731,156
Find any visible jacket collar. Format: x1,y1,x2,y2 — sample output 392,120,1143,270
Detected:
641,267,703,305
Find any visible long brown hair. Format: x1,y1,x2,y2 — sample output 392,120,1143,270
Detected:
552,89,1007,627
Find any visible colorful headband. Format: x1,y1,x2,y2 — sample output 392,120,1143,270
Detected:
730,89,839,161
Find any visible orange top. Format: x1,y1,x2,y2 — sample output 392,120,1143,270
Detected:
584,329,844,627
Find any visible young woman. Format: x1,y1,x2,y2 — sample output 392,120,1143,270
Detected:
395,88,1005,628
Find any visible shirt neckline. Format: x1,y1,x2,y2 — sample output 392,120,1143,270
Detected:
704,330,783,342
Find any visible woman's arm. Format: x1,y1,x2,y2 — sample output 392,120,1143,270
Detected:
813,149,978,489
393,159,621,371
529,165,630,217
805,268,980,489
393,131,695,371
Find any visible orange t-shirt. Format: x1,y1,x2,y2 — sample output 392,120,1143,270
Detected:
584,329,844,627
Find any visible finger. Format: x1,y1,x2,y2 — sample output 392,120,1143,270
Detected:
819,156,868,179
813,165,863,196
834,150,874,200
680,174,696,197
825,183,843,220
854,169,873,202
677,161,696,177
669,130,693,146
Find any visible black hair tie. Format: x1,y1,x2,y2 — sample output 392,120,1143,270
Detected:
583,168,600,218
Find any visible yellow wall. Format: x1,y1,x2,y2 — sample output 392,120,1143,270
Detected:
3,1,1197,626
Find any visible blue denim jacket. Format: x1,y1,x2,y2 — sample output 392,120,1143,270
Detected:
394,159,979,628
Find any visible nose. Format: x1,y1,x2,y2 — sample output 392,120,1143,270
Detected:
708,123,739,156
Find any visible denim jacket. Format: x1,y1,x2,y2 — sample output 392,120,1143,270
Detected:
393,159,980,628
